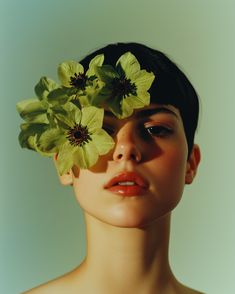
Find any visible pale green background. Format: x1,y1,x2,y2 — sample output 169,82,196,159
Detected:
1,0,235,293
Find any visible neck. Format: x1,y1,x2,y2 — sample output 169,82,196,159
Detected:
75,212,178,293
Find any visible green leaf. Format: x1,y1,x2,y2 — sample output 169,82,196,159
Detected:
47,87,73,105
57,102,81,126
51,104,68,116
88,86,112,106
16,99,48,123
54,113,74,129
63,101,80,113
107,95,122,117
94,65,118,83
34,77,59,100
71,98,82,108
17,98,38,112
18,123,49,149
37,128,65,153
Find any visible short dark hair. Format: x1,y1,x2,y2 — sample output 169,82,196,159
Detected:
80,42,199,156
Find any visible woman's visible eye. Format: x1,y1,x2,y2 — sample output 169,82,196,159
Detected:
144,125,173,138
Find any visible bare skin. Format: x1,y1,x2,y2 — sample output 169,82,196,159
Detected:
23,105,203,294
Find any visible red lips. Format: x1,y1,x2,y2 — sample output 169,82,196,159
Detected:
104,172,149,196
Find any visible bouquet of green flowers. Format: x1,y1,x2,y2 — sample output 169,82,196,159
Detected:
16,52,155,175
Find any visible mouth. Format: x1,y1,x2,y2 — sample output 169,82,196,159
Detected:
104,171,149,197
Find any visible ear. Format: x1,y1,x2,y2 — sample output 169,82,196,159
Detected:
185,144,201,184
53,154,80,186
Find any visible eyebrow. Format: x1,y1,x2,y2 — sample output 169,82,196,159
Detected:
104,107,179,119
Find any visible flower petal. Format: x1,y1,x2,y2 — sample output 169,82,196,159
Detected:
81,106,104,130
133,70,155,92
73,142,99,169
57,142,75,175
116,52,140,79
120,91,151,119
58,102,82,126
58,61,84,87
78,95,91,107
86,54,104,77
119,98,135,118
135,91,150,105
91,129,114,155
126,92,150,108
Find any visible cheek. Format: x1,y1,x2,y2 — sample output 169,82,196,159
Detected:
72,171,100,206
163,147,187,174
147,143,188,208
164,142,188,185
72,170,113,222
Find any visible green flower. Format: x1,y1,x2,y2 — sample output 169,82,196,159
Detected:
94,52,155,118
18,122,50,152
16,98,49,124
34,76,59,101
37,104,114,175
54,54,105,106
17,77,59,123
16,77,68,152
16,51,157,173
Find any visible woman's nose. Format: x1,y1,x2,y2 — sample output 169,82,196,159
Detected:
112,124,142,163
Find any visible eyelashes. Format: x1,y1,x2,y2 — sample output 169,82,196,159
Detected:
103,123,174,139
144,125,173,138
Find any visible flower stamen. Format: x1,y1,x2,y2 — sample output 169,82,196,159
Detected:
112,77,137,98
66,124,91,146
70,73,87,89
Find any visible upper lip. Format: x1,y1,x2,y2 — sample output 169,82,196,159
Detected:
104,171,149,189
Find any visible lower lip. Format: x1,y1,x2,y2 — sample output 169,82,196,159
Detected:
107,185,147,196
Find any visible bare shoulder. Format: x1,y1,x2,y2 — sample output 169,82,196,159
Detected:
180,284,205,294
173,279,205,294
186,289,205,294
185,289,205,294
22,277,67,294
22,269,80,294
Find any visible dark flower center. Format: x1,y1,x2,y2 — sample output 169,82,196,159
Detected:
70,73,87,89
66,124,92,147
112,77,137,98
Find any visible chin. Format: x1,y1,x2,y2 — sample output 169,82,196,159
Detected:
92,205,171,229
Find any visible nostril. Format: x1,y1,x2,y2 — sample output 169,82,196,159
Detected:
113,142,142,162
130,154,137,160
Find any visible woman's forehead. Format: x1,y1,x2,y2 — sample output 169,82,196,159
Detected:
104,104,180,120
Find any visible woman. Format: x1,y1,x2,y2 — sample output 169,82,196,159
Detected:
20,43,203,293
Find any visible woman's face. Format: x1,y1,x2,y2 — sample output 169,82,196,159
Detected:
71,104,196,228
